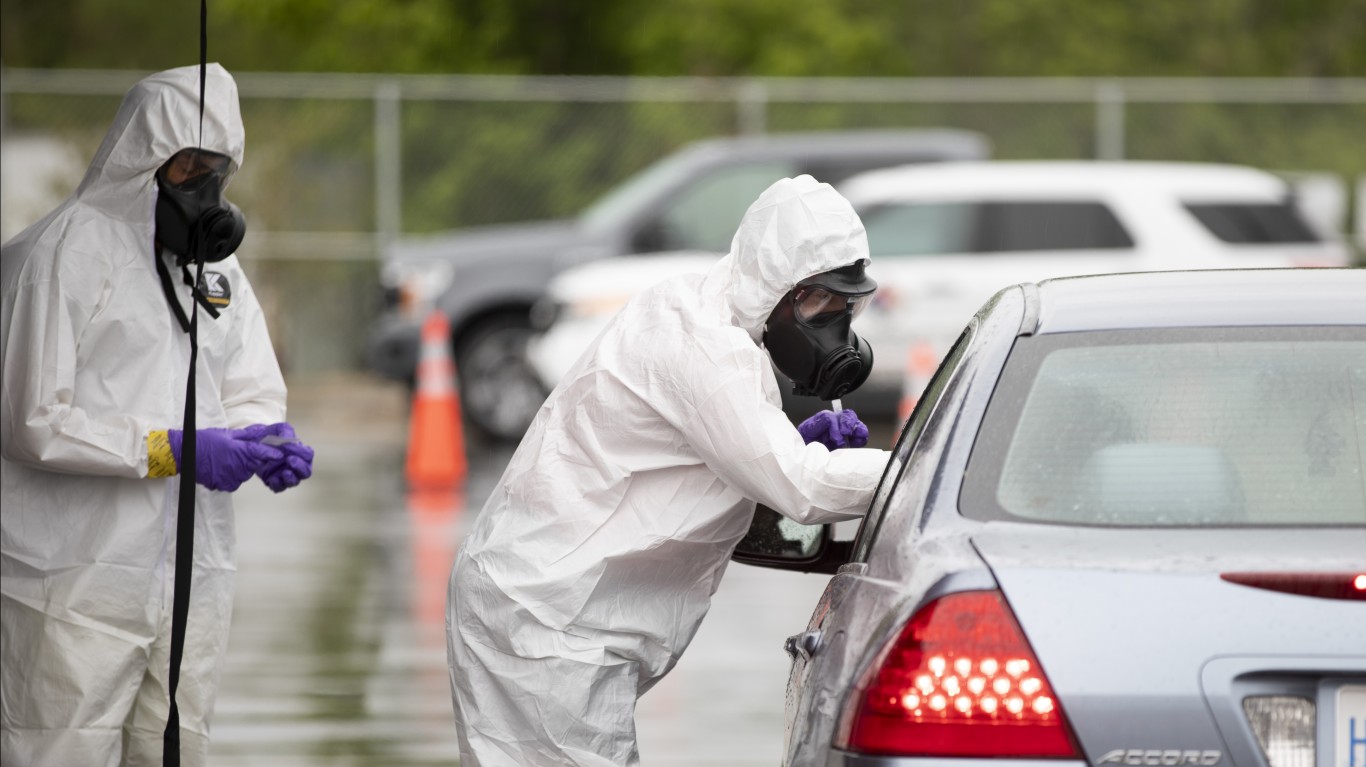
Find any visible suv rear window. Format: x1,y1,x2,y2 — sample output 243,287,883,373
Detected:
1184,201,1321,244
963,327,1366,526
981,201,1134,252
862,200,1134,256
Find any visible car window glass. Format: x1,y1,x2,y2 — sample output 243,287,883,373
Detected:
651,161,797,252
858,201,1133,256
860,202,978,256
1184,201,1321,244
980,201,1134,252
580,149,700,234
803,158,932,187
852,326,974,563
963,327,1366,526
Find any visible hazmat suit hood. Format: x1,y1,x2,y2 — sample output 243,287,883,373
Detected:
75,63,244,224
700,174,871,343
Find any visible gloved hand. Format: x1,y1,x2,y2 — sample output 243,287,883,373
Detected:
797,409,870,451
167,427,284,492
241,422,315,493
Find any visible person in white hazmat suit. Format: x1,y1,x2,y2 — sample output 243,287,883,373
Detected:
1,64,314,766
446,174,891,766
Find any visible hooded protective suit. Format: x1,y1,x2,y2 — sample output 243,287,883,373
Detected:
0,65,286,766
446,175,890,766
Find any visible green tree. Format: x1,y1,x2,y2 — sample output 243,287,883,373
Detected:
6,0,1363,76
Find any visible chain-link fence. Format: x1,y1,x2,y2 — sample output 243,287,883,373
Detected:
4,70,1364,373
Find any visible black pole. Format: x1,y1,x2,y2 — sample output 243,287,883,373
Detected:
162,3,208,764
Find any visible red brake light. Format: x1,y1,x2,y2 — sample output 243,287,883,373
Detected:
836,590,1080,758
1221,572,1366,601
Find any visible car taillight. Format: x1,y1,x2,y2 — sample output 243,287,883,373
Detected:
1221,572,1366,601
836,590,1080,758
1289,257,1341,268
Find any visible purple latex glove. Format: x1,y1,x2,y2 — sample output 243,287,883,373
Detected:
797,409,870,451
246,422,315,493
168,427,284,492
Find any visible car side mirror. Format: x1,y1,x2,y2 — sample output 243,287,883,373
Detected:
630,218,674,253
731,504,852,575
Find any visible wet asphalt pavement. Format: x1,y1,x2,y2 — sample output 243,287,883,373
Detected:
208,374,888,766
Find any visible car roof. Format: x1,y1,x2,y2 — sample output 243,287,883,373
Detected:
682,129,992,163
1028,268,1366,334
841,160,1291,202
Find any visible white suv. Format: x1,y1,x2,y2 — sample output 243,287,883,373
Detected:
529,161,1353,418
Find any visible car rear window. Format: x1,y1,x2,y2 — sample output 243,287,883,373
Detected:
962,327,1366,526
981,201,1134,252
1184,201,1321,244
861,200,1134,256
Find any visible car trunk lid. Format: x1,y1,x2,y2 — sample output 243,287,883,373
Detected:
972,525,1366,767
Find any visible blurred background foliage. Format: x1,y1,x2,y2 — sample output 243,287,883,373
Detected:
3,0,1363,371
3,0,1364,77
5,0,1363,233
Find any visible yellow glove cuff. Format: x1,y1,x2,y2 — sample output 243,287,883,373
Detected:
147,430,178,478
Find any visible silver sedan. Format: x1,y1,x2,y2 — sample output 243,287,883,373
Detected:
735,267,1366,767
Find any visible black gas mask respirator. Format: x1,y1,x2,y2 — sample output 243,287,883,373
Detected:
763,260,876,401
154,148,246,265
154,148,246,332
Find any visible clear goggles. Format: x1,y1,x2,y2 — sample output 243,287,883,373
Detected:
157,148,236,191
793,285,873,327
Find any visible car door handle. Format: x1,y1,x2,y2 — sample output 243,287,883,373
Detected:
784,630,823,661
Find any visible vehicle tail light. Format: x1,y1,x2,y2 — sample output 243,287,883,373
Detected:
873,284,900,311
397,282,422,316
1289,257,1341,269
1221,572,1366,601
836,590,1080,757
569,294,632,319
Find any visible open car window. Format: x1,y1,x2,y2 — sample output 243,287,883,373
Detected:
851,325,975,563
962,326,1366,526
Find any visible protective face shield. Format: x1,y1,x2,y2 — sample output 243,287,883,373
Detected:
154,148,246,263
763,259,877,401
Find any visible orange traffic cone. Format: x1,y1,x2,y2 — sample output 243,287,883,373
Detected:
896,340,941,427
406,310,467,490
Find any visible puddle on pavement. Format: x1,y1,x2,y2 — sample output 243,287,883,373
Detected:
212,425,482,766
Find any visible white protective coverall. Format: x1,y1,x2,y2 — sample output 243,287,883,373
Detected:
0,65,286,767
446,175,891,766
